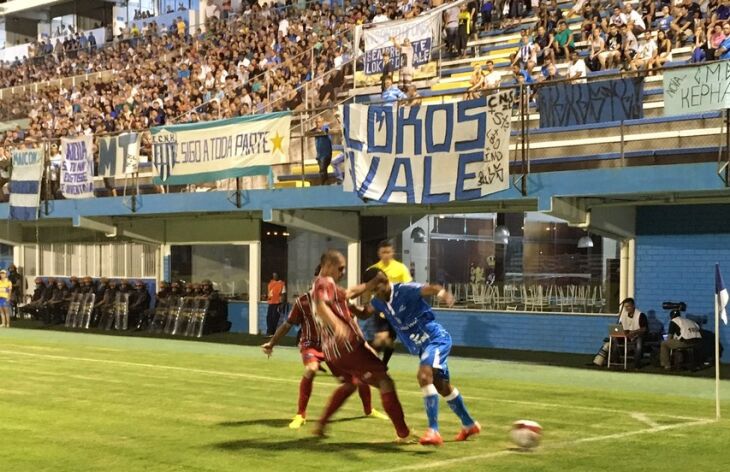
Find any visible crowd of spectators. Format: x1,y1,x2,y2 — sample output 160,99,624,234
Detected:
0,0,442,147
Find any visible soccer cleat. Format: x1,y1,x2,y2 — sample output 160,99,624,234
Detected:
288,414,306,429
419,429,444,446
455,422,481,441
367,408,389,420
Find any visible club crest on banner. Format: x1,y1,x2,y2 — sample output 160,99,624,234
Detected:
151,129,177,183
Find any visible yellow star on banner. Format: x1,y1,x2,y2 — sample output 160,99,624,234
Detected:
270,132,284,154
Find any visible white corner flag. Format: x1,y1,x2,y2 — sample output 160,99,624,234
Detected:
716,263,728,325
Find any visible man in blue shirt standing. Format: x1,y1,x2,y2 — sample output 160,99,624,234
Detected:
311,116,332,185
361,268,481,446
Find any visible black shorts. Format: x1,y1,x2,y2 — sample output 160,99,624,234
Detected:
372,313,395,337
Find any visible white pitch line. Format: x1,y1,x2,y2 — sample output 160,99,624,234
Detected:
630,412,661,428
0,348,709,423
385,418,715,472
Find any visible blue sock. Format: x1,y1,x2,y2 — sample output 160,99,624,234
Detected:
445,388,475,427
422,385,439,431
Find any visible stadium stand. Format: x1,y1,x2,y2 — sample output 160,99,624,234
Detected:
0,0,724,197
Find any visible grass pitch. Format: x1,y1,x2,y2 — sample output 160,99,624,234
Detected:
0,329,729,471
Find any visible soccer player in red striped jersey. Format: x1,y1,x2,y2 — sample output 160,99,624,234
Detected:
262,267,388,429
311,249,410,440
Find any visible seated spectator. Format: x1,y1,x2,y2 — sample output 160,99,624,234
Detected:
671,6,695,46
483,60,502,91
660,310,702,370
600,23,623,69
512,34,539,72
648,29,673,73
707,22,726,59
466,64,486,99
655,6,674,34
617,298,648,368
406,84,422,106
713,22,730,59
620,23,639,69
567,51,587,83
533,26,555,65
606,5,628,30
539,59,562,81
691,26,708,62
581,4,602,41
587,27,605,71
552,21,575,62
381,77,407,104
640,0,657,30
630,31,658,70
626,4,647,35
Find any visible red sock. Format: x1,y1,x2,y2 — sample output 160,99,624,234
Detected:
380,390,409,438
357,382,372,415
319,383,356,426
297,376,314,416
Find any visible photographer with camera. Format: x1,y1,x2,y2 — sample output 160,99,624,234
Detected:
660,307,702,370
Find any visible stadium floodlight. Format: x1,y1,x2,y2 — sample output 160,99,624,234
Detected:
577,235,594,249
494,225,510,245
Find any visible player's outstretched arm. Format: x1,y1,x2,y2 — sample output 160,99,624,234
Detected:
349,303,375,320
314,299,349,339
345,276,381,300
420,284,455,307
261,321,293,357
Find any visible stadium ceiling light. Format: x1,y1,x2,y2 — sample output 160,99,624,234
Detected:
577,235,594,249
410,227,426,243
494,225,510,245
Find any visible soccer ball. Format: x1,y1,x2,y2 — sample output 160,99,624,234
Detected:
510,420,542,450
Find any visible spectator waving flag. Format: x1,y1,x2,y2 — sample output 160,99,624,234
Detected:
716,263,728,325
9,148,45,221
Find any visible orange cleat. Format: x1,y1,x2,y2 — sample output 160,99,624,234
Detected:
455,422,481,441
419,428,444,446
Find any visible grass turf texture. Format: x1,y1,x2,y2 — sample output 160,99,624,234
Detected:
0,329,729,471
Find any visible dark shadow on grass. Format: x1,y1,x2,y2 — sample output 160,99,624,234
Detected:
218,418,290,428
209,436,435,457
217,416,363,428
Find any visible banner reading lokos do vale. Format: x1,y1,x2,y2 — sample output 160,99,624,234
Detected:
341,91,513,204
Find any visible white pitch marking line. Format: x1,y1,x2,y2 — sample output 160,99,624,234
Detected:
630,412,661,428
0,348,708,423
385,419,715,472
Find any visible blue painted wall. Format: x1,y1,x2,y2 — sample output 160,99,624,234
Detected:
636,206,730,362
227,301,612,355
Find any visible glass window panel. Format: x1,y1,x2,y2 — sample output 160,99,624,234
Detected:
171,244,249,299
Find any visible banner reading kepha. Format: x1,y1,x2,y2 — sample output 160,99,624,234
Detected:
355,12,441,86
341,91,514,204
664,61,730,116
151,112,291,185
98,132,140,178
61,136,95,199
9,148,44,221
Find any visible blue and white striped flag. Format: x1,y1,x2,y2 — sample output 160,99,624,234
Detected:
716,263,728,325
9,148,44,221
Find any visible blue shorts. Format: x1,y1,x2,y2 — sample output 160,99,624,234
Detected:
419,332,452,382
0,298,7,307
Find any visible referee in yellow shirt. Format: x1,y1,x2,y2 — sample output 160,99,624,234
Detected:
0,269,12,328
368,240,412,366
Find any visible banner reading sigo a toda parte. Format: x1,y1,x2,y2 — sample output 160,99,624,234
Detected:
151,112,291,185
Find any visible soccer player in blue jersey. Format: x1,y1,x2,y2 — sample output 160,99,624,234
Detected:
361,268,481,446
